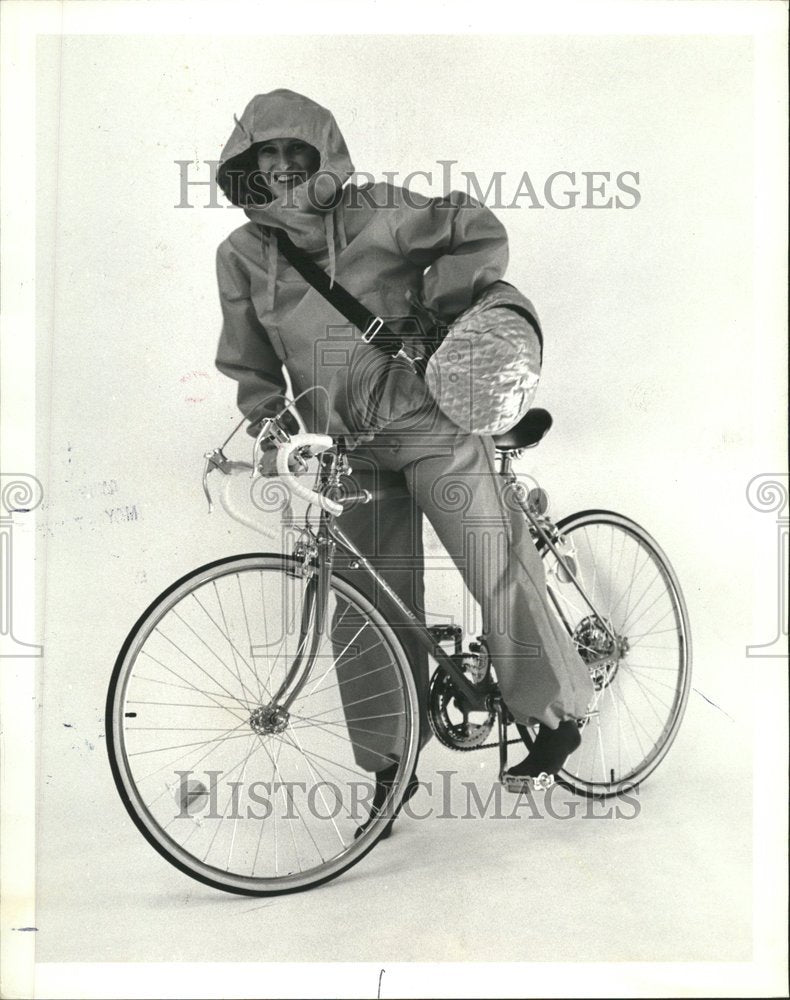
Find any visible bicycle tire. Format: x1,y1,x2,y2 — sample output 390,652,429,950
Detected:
106,553,420,896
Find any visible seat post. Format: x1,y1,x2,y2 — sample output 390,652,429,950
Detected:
498,450,514,479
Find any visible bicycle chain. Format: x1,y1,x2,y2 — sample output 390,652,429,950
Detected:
453,735,524,752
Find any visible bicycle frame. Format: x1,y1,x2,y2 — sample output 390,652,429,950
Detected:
203,429,618,752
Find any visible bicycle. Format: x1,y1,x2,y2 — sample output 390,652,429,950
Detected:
106,403,692,896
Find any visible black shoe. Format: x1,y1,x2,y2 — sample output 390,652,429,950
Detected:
354,763,419,841
502,720,582,792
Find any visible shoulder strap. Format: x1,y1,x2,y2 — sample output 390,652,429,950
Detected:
274,228,391,345
273,228,423,435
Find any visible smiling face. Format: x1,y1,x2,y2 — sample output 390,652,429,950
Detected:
255,137,320,199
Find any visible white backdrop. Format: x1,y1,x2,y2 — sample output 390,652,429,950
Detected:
15,15,787,994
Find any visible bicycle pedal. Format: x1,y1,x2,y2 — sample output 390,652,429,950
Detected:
428,624,463,643
500,771,554,794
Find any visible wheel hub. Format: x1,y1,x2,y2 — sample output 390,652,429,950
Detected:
249,705,289,735
573,616,628,691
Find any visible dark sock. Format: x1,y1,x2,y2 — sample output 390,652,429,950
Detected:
507,720,582,777
354,763,419,841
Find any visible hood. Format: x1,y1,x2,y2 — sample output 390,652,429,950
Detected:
217,89,355,309
218,89,354,232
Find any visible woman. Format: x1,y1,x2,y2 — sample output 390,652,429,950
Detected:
214,89,593,824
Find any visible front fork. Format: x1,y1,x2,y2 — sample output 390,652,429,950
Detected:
270,530,336,711
269,445,351,711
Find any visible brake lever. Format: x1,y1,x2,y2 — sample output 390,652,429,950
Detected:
252,417,292,480
202,447,231,512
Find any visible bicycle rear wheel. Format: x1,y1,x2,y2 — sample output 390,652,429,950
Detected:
106,553,420,896
537,510,692,797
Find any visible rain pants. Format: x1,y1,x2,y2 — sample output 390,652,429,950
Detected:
215,90,594,771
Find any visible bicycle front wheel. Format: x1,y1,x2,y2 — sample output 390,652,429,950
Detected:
106,553,420,896
537,510,692,797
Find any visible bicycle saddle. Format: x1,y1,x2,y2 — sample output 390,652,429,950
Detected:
492,408,553,451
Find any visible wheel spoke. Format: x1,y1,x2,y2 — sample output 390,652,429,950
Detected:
135,716,251,787
235,574,265,703
285,722,348,849
152,628,251,714
128,728,253,758
288,711,406,767
130,673,251,706
303,621,370,698
211,581,262,705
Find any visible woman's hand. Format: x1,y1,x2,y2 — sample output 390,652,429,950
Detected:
257,444,309,478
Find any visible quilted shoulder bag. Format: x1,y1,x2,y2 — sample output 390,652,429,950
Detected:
422,281,543,436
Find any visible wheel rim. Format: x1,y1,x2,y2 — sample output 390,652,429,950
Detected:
108,556,419,893
540,513,691,795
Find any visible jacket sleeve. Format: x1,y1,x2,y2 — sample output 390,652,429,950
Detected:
390,189,509,321
215,241,296,436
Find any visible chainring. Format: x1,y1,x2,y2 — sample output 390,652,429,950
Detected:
428,667,497,751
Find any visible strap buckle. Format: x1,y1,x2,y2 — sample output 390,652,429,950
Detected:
362,317,384,343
